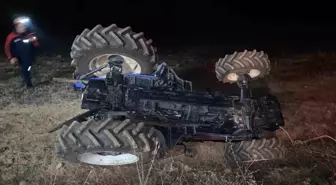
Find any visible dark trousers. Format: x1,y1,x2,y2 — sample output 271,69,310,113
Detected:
20,63,33,87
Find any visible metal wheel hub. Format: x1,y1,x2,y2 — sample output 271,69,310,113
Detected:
89,54,142,77
77,151,139,166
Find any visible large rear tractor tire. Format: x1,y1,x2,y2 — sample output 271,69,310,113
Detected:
55,118,166,166
215,50,271,83
70,24,158,79
224,138,286,167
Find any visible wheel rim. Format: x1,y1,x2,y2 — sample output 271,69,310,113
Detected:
89,54,142,77
77,151,139,166
226,69,261,82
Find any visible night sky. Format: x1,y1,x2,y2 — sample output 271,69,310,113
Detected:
1,0,336,54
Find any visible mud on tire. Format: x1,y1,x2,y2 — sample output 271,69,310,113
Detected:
70,24,158,79
55,118,166,166
224,138,286,167
215,50,271,83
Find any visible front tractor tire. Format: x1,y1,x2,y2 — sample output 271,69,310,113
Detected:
55,118,166,166
224,138,286,167
215,50,271,83
70,24,158,79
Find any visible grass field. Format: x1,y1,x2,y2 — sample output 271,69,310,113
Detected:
0,50,335,185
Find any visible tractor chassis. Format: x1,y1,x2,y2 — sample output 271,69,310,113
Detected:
50,74,271,158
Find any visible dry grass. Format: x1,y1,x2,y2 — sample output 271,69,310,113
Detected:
0,52,336,185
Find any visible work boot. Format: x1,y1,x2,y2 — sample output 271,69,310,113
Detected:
25,83,33,88
21,80,33,88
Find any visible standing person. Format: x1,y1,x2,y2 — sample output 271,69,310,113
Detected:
4,16,39,88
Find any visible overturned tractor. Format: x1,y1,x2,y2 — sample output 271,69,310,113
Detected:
55,24,285,167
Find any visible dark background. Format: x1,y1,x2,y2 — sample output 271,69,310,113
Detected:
1,0,336,56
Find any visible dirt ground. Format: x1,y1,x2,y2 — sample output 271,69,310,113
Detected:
0,50,336,185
